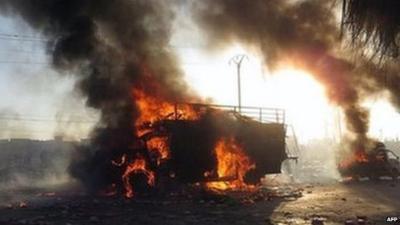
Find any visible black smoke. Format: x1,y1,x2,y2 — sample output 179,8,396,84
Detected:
193,0,400,150
0,0,195,191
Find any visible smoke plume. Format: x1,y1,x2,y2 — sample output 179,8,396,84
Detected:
0,0,195,190
193,0,400,150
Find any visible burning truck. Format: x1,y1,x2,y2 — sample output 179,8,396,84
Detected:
338,142,400,180
71,98,288,198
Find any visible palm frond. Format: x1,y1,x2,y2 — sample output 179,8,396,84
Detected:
342,0,400,59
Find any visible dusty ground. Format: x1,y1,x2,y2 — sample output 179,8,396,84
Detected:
0,181,399,225
272,181,400,225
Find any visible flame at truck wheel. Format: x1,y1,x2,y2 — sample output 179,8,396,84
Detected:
122,156,155,198
207,137,255,190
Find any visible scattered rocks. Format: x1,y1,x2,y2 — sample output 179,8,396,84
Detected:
356,216,367,225
283,212,292,217
19,202,28,208
311,216,326,225
344,219,356,225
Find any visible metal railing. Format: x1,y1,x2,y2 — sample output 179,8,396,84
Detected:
173,103,285,124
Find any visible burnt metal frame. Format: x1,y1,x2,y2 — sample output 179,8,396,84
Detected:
172,102,285,124
146,102,288,183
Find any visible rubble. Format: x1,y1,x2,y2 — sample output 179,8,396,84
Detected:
311,217,325,225
344,219,356,225
356,216,367,225
18,202,27,208
0,182,399,225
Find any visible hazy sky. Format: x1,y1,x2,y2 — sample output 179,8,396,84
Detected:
1,11,400,143
0,16,98,140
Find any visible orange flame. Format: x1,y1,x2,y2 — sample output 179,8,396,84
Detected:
207,138,255,190
122,156,155,198
131,88,199,170
133,89,198,136
108,88,258,197
339,150,369,169
147,137,170,163
105,88,202,198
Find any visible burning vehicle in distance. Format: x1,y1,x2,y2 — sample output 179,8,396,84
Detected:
338,142,400,180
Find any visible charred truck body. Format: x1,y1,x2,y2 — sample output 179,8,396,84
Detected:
138,103,287,190
72,103,288,196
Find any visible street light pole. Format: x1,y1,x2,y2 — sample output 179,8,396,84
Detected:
229,54,248,113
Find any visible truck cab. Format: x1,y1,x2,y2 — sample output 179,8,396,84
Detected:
369,142,400,179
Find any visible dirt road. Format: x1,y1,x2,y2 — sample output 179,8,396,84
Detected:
272,181,400,225
0,181,399,225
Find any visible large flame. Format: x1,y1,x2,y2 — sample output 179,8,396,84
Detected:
147,137,170,162
110,88,200,198
207,138,255,190
133,89,199,136
108,88,256,197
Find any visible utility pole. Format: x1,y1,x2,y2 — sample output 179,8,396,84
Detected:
229,54,248,113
